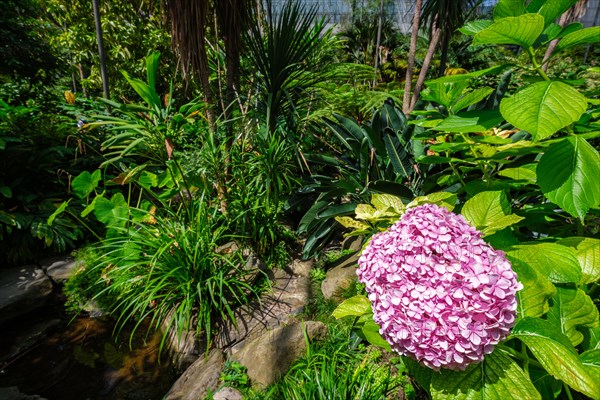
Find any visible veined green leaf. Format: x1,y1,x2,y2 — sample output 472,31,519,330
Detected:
537,136,600,222
451,87,495,114
528,0,579,28
509,258,555,318
581,349,600,383
462,191,522,236
473,14,545,48
432,110,503,133
507,243,581,284
493,0,526,20
332,295,371,319
459,20,493,36
499,81,588,141
371,193,406,214
557,237,600,284
408,192,457,212
430,349,540,400
556,26,600,52
511,318,600,399
72,170,102,199
93,193,129,229
547,287,599,347
498,165,537,183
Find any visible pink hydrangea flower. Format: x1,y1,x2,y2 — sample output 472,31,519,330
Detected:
357,203,522,370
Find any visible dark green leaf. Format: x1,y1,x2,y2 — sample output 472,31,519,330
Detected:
537,136,600,222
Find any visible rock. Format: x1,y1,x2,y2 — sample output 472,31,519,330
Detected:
216,268,311,349
0,387,47,400
213,387,243,400
231,321,327,388
321,253,360,300
342,235,363,252
0,318,61,363
160,309,202,370
39,256,79,283
164,349,225,400
289,259,312,277
0,266,53,324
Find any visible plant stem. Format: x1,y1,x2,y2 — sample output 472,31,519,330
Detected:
526,47,550,81
497,344,542,369
564,383,574,400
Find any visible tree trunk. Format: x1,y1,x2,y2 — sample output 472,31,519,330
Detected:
542,12,569,72
403,0,423,115
372,0,385,87
92,0,109,99
409,24,441,113
438,32,450,76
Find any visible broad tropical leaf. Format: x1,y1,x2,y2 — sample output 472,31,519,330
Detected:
429,349,540,400
547,287,599,347
473,14,545,48
509,257,555,318
537,136,600,222
557,237,600,284
493,0,526,20
333,295,372,319
499,81,587,141
511,318,600,399
506,243,581,283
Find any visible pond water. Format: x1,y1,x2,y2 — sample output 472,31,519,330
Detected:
0,295,180,400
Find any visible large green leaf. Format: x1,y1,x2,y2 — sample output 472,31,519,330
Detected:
509,258,555,318
433,111,504,133
527,0,578,28
429,349,540,400
461,191,523,236
493,0,526,20
499,81,588,141
72,170,102,199
506,243,581,283
451,87,495,114
510,318,600,399
581,349,600,380
93,193,130,228
557,237,600,284
498,165,537,184
537,136,600,222
459,20,493,36
473,14,545,48
332,295,371,319
547,287,599,347
555,26,600,52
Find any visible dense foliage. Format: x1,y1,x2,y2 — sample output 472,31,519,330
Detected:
1,0,599,398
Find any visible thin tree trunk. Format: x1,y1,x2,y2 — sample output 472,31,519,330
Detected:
403,0,423,115
92,0,109,99
542,12,569,72
438,33,450,76
409,25,441,113
372,0,385,87
78,63,88,97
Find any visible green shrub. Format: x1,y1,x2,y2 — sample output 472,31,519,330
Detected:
82,197,260,350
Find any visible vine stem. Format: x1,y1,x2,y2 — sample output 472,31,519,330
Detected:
526,47,551,81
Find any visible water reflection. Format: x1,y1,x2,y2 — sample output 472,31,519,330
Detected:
0,309,178,400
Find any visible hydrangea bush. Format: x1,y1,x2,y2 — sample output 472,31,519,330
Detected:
356,203,523,370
